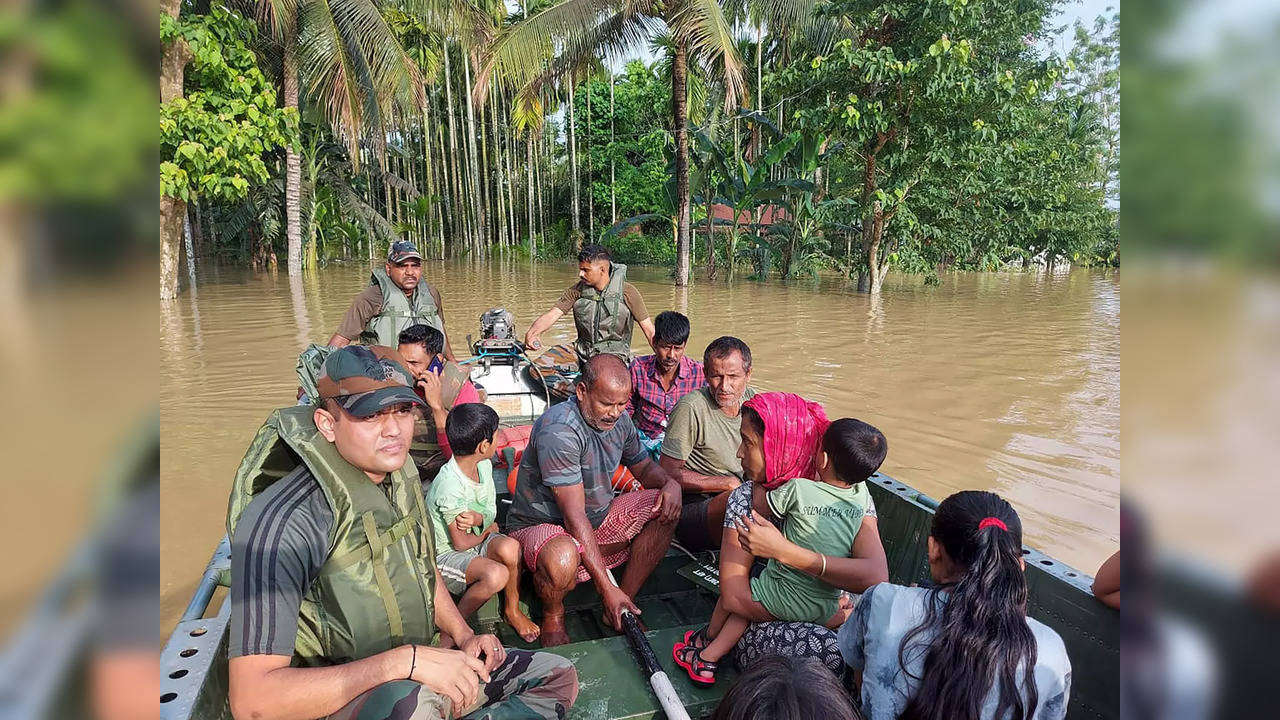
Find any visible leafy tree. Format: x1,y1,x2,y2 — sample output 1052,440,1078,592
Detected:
160,4,296,297
774,0,1070,292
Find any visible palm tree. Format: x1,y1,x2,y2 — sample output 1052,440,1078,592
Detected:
248,0,495,272
476,0,746,286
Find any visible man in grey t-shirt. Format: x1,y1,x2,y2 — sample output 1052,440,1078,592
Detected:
507,354,683,647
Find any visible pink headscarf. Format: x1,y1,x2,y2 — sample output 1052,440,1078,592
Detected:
743,392,830,490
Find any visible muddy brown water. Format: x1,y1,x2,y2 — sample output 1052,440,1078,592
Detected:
160,259,1119,633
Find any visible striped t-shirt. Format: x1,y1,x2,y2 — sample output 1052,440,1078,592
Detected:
229,467,337,658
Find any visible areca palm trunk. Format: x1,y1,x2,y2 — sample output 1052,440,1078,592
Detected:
672,39,691,287
567,79,580,246
489,86,505,249
586,80,593,242
526,134,535,254
610,70,616,224
463,55,486,253
443,46,465,252
506,105,517,246
284,35,303,274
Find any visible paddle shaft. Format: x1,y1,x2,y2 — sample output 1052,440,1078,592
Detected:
606,571,692,720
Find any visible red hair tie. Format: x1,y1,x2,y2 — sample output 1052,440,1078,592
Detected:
978,517,1008,532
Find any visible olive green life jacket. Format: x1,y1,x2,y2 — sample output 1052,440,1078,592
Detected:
572,263,633,361
409,361,471,480
360,269,443,347
226,405,437,667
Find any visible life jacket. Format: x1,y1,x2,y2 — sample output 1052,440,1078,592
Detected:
226,405,437,667
360,269,443,347
572,263,633,361
409,360,471,480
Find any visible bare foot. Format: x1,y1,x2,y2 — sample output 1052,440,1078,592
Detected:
540,614,571,647
505,607,541,643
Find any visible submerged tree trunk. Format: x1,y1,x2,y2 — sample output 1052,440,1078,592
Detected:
284,34,302,274
672,40,691,287
160,0,191,300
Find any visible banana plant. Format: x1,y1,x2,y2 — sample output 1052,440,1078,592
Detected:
693,110,815,279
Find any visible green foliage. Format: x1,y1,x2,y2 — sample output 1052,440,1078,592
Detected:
769,0,1117,279
160,6,296,202
579,63,673,223
1,3,151,202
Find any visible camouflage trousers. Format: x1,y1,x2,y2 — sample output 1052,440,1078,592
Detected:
328,649,578,720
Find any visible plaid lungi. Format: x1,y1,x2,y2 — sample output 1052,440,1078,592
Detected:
508,488,660,584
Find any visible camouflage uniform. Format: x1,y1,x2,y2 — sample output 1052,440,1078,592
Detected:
328,649,578,720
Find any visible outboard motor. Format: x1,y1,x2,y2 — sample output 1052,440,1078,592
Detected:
470,308,522,364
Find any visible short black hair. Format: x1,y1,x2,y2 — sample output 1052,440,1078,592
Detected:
398,324,445,356
444,403,500,457
710,655,863,720
577,353,629,392
703,336,752,371
577,244,611,264
823,418,888,484
653,311,691,346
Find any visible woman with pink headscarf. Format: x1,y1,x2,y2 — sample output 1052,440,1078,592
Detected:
677,393,890,680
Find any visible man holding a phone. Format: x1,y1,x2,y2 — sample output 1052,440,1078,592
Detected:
397,324,481,480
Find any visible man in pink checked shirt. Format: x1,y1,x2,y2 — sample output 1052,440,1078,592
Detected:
397,323,482,480
626,311,706,460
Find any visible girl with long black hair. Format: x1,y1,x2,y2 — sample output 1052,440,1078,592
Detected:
837,491,1072,720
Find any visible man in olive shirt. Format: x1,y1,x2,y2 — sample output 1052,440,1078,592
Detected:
659,336,756,550
523,244,656,362
328,241,457,361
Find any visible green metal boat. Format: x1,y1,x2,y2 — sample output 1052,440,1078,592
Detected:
159,331,1120,720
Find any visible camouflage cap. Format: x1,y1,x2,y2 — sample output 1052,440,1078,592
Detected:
387,240,423,265
316,345,425,418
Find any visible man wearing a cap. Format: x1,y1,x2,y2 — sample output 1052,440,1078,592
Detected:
227,346,578,720
328,241,457,361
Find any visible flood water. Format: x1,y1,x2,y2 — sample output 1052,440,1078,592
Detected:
160,259,1119,632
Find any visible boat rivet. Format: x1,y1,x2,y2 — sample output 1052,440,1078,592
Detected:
180,648,198,658
169,670,188,679
161,693,178,703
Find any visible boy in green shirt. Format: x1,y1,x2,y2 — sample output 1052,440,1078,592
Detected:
427,403,541,643
673,417,888,684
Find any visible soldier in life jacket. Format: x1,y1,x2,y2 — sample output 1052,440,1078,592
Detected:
328,241,457,361
397,323,481,481
227,345,578,720
523,244,657,364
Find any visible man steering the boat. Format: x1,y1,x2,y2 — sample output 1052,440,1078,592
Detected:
523,244,656,363
328,241,457,361
506,354,683,647
226,346,577,720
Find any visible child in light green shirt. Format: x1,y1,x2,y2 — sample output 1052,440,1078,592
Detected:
426,403,540,643
673,417,888,685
